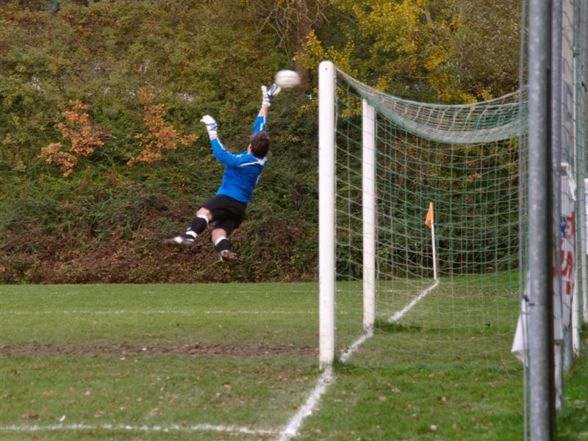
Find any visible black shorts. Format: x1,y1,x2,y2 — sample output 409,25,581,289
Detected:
201,195,247,236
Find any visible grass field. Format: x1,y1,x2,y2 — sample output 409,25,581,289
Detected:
0,280,576,441
556,337,588,441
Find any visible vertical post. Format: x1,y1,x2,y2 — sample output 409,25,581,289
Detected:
578,0,588,326
584,177,588,325
573,0,588,343
319,60,336,368
561,0,576,372
362,99,376,331
528,0,556,439
584,0,588,324
431,220,438,281
572,53,583,357
425,202,438,280
551,0,565,410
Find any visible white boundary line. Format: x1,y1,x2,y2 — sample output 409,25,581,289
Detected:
339,328,373,363
388,280,440,323
0,310,320,316
278,365,334,441
0,282,440,440
278,279,440,440
0,423,277,436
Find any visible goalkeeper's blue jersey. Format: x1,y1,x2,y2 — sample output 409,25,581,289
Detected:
210,115,267,203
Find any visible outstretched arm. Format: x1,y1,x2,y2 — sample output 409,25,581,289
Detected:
258,104,269,118
200,114,218,141
253,84,280,134
200,115,244,167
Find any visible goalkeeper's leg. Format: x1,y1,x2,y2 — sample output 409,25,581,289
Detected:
212,228,238,261
164,208,211,246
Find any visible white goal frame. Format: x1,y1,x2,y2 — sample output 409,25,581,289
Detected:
317,59,586,372
318,61,377,367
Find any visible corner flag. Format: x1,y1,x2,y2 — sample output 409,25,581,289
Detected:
424,202,437,280
425,202,434,229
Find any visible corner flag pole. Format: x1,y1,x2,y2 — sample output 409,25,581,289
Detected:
425,202,438,281
431,220,438,281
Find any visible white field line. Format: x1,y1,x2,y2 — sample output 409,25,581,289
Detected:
388,279,440,323
339,328,373,363
278,365,334,441
278,280,440,441
0,309,323,316
278,328,378,440
0,282,440,440
0,423,278,436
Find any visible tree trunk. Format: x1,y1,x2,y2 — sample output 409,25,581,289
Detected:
294,0,312,85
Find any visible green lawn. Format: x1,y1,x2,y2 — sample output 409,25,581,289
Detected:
556,331,588,441
0,283,321,440
0,282,582,440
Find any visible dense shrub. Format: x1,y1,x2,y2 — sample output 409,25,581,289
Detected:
0,0,318,283
0,0,520,283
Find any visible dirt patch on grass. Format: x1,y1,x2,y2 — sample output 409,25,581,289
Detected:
0,343,318,357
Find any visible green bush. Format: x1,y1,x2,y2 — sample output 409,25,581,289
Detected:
0,0,318,283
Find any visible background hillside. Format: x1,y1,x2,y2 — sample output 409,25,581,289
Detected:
0,0,520,283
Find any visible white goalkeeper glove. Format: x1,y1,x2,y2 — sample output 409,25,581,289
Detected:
200,115,218,138
261,83,281,108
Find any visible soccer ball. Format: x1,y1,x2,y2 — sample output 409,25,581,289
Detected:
274,69,301,89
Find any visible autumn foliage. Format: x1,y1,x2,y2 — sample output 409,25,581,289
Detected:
128,86,197,166
39,100,105,176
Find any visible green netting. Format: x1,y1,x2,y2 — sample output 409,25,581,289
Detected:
333,70,526,368
338,69,528,144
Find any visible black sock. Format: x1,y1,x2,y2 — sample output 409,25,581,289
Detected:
214,238,232,254
188,216,208,235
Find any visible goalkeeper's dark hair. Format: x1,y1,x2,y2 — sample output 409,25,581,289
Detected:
250,132,270,158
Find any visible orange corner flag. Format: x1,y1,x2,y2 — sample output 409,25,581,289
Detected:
425,202,434,229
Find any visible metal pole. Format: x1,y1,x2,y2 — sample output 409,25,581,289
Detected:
551,0,565,411
572,0,584,356
580,0,588,325
583,0,588,325
528,0,556,439
318,60,337,368
573,0,588,346
562,0,577,371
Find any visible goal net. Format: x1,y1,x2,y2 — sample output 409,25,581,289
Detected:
319,61,528,368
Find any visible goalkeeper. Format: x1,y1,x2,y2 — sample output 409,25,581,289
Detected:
164,84,281,261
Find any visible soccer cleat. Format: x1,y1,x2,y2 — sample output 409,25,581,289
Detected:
163,234,195,247
219,249,239,261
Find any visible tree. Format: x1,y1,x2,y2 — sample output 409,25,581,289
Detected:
248,0,327,85
298,0,521,102
447,0,521,99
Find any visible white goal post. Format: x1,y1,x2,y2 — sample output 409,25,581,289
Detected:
318,57,586,372
319,61,378,366
318,60,336,367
